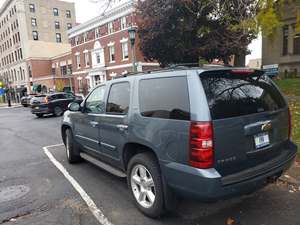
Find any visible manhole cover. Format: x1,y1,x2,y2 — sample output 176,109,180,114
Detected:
0,185,30,203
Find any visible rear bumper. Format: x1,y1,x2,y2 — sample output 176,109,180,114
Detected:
162,142,297,201
31,105,51,114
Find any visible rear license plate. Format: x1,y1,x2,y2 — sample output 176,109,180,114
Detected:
35,106,39,109
254,132,270,149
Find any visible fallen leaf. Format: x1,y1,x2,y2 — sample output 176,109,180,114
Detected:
226,217,235,225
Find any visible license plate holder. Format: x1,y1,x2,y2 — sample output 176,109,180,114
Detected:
254,132,270,149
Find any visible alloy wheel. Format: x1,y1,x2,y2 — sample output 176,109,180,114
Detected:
131,164,156,209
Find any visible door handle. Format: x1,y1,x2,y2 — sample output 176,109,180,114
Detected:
90,121,99,128
116,124,128,131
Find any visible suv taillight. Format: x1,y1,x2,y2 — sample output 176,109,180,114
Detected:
288,107,292,139
189,122,214,169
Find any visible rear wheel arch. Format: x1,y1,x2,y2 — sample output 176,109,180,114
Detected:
123,143,159,171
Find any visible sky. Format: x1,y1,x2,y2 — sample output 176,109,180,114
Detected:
0,0,261,63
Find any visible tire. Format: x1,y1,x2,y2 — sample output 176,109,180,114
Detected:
54,106,63,117
36,114,43,118
65,129,82,164
127,153,165,218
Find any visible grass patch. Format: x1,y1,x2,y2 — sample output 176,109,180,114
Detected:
289,100,300,155
274,78,300,96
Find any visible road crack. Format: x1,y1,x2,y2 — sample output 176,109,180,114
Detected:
0,211,32,224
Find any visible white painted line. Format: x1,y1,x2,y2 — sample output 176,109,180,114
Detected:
43,146,114,225
44,143,64,149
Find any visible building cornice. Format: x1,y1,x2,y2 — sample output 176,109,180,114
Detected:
0,0,13,17
68,0,137,38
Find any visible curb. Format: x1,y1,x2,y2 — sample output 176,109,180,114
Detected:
279,175,300,186
0,105,22,109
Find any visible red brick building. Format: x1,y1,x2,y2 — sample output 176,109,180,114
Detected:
68,0,159,95
28,52,74,92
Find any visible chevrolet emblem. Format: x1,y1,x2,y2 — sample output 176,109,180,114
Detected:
262,122,272,131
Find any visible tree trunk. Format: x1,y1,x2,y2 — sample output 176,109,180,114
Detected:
234,54,246,67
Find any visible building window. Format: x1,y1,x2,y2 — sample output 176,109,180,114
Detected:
109,46,115,62
56,33,61,43
61,65,67,76
108,22,113,34
32,31,38,40
76,54,81,68
283,25,289,56
67,64,72,75
66,10,71,18
67,23,72,30
83,33,88,42
95,28,100,39
31,18,37,27
96,52,101,64
55,21,60,29
29,4,35,13
75,36,79,45
122,42,129,60
294,32,300,55
53,8,59,16
84,52,90,67
51,66,56,75
120,17,126,30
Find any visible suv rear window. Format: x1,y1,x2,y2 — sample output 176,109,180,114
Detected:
200,73,286,120
139,77,190,121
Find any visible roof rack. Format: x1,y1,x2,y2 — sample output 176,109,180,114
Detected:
113,63,231,79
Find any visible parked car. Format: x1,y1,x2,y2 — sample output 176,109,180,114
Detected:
31,92,82,118
21,94,36,107
61,67,297,218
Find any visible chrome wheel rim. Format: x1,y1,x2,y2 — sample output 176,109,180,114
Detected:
130,164,156,208
66,136,70,159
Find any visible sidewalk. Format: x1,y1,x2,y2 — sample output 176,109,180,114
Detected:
0,103,22,109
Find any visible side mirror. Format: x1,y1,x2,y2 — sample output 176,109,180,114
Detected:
68,102,80,112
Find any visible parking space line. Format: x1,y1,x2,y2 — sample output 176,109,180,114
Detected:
43,145,114,225
44,143,64,149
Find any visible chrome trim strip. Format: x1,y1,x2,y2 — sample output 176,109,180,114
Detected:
100,142,116,150
88,113,126,118
76,135,99,144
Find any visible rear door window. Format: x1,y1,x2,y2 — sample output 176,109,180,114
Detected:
106,82,130,115
200,72,286,120
139,77,190,121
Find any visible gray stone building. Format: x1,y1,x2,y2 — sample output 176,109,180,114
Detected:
262,3,300,78
0,0,76,95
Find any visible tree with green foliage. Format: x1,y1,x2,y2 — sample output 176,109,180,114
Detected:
136,0,300,67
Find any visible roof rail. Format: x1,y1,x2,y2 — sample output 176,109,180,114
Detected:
113,63,232,79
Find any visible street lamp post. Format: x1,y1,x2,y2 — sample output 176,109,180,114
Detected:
128,26,138,73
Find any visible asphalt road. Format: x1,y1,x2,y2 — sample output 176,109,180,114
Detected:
0,107,300,225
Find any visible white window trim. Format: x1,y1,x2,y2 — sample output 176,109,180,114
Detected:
120,37,128,43
109,46,115,63
107,41,115,47
84,52,90,67
110,72,117,77
121,42,129,61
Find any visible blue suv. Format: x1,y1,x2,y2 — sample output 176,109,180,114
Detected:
61,67,297,217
